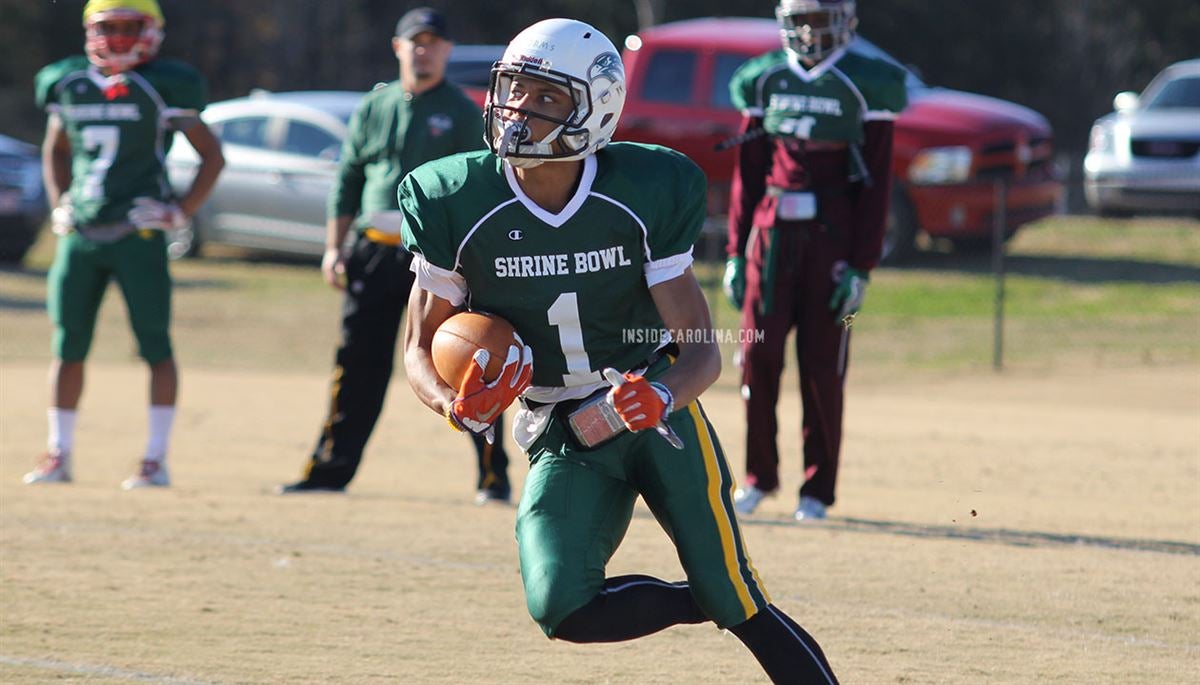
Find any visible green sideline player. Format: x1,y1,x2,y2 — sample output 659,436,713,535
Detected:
25,0,224,488
402,19,841,683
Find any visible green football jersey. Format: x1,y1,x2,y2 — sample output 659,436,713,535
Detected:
730,48,907,145
329,79,484,230
35,56,208,226
401,143,706,389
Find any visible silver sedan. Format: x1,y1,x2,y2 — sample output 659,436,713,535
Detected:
1084,59,1200,217
166,90,360,258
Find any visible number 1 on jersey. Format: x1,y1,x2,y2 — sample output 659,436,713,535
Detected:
547,292,601,385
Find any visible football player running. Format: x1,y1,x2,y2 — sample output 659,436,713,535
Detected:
25,0,224,488
402,19,839,683
726,0,907,520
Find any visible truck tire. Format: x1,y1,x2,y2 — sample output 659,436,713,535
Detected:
882,184,918,264
950,226,1018,255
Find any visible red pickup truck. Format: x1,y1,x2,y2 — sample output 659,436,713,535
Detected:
451,17,1063,262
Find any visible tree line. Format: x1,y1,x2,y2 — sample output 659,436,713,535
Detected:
2,0,1196,170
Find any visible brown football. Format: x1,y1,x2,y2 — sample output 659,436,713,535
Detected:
431,311,519,387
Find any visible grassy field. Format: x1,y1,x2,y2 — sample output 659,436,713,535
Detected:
5,215,1198,376
1,215,1198,683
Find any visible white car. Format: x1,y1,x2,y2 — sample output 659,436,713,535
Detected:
166,90,358,258
1084,58,1200,217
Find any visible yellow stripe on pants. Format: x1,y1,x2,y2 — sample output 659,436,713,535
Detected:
686,402,770,617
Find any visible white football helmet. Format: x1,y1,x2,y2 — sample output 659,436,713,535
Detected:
777,0,857,64
486,19,626,168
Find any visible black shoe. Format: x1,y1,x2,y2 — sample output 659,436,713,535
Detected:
275,480,346,495
474,486,511,505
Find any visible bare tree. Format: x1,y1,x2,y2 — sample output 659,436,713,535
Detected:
633,0,666,29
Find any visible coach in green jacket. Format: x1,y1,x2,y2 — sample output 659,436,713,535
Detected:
278,8,509,501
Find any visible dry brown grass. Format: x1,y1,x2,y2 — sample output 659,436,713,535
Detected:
1,360,1196,684
1,221,1198,683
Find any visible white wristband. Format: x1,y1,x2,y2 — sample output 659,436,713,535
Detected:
649,381,674,418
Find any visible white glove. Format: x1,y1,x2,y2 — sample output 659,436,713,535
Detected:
128,197,189,231
50,201,75,235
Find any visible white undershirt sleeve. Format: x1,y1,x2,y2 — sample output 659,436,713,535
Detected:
410,254,468,306
644,248,694,287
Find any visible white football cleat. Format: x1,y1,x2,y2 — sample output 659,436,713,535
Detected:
794,496,827,521
23,451,72,484
122,459,170,490
733,485,770,515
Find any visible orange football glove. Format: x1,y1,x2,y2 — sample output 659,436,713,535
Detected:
447,341,533,437
606,371,674,432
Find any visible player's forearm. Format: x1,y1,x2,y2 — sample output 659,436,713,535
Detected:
402,286,459,417
174,123,225,217
325,216,354,251
44,149,71,208
41,116,71,207
649,268,722,407
178,150,224,217
728,116,769,257
849,120,896,270
655,340,720,409
404,345,456,417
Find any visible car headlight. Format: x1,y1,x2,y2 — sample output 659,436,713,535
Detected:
1088,121,1114,154
908,146,973,185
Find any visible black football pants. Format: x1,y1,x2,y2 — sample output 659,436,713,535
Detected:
302,234,509,492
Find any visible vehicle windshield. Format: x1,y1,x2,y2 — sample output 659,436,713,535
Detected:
1143,74,1200,110
447,45,505,89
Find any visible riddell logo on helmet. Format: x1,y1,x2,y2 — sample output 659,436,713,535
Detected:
515,54,550,69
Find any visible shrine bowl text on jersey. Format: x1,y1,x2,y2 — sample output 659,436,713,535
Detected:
730,47,906,169
401,143,706,390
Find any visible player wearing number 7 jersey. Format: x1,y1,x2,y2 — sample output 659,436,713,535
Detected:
25,0,224,489
402,19,839,683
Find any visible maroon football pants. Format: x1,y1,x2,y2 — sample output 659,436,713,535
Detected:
739,222,852,506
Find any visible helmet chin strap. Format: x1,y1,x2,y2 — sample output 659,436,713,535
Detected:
495,117,566,168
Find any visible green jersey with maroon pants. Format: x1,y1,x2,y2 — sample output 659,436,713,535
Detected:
35,55,207,364
293,79,510,497
401,143,839,682
728,48,907,510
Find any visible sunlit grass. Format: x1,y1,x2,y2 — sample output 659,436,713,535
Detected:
3,215,1198,374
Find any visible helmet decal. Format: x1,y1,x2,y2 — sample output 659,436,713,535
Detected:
588,52,623,86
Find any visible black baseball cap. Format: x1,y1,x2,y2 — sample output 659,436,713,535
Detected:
396,7,449,40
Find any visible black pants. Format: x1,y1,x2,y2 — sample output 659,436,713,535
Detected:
302,234,509,492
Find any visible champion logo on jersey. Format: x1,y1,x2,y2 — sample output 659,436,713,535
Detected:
508,229,524,241
427,113,453,137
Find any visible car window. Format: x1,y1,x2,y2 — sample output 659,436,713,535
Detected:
219,117,270,148
281,120,341,159
1145,75,1200,110
711,53,750,110
642,50,696,105
446,59,496,89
